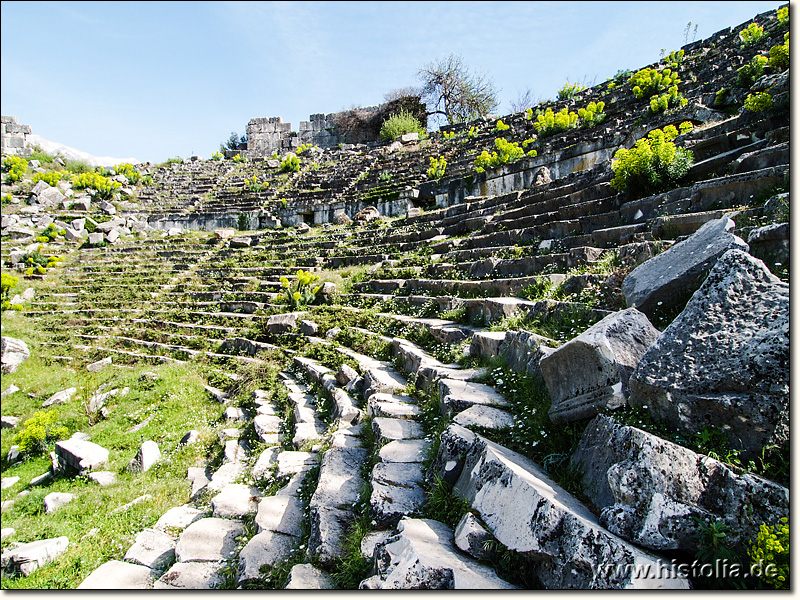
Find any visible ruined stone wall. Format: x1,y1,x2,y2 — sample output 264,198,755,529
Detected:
245,97,427,157
1,116,32,157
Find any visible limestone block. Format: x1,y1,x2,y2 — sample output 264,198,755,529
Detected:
87,471,117,486
266,311,307,334
378,439,429,464
454,512,496,561
370,461,426,526
1,537,69,576
237,530,297,586
371,417,425,444
255,495,304,537
621,217,748,321
361,518,517,589
629,250,788,459
251,447,281,481
437,379,508,417
154,505,204,534
453,405,514,431
363,367,407,399
86,356,112,372
573,415,788,556
78,560,154,589
124,528,176,572
128,440,161,473
1,336,30,374
1,476,19,490
541,308,660,424
284,563,337,589
175,518,244,563
154,561,226,589
211,483,261,519
276,451,318,479
435,424,689,589
55,438,109,472
44,492,75,514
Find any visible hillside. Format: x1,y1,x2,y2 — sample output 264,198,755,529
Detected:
0,4,790,590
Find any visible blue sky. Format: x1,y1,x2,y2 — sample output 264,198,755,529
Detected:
0,1,785,164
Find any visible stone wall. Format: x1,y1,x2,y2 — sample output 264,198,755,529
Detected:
244,97,427,157
1,116,32,157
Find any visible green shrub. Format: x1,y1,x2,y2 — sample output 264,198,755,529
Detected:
296,143,316,155
649,85,689,113
557,81,586,100
744,92,773,112
769,32,790,70
244,175,269,192
577,101,606,126
1,272,19,303
114,163,141,184
71,171,122,200
494,119,510,132
280,153,301,173
533,107,578,136
379,109,426,140
277,269,322,309
31,170,70,187
2,155,28,183
427,156,447,180
748,518,789,589
629,67,681,99
474,137,533,173
739,22,766,46
610,123,694,197
13,409,70,454
736,55,769,88
664,49,685,68
777,6,788,26
232,153,246,163
211,151,224,161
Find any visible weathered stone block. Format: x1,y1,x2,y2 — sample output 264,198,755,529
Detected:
621,216,748,321
541,308,660,424
629,250,788,458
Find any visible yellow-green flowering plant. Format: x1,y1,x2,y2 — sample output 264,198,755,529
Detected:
427,156,447,180
610,123,694,197
2,155,28,183
495,119,510,132
739,22,765,46
277,269,323,309
748,518,789,589
629,67,681,99
744,92,773,112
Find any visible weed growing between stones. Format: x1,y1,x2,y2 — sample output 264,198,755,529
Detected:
420,473,472,529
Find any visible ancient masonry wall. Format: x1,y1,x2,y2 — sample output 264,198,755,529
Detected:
244,105,384,157
1,116,32,157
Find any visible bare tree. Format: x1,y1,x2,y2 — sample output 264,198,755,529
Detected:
509,88,536,114
384,87,420,102
417,54,499,126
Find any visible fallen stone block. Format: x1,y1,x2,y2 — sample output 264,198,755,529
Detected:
127,440,161,473
541,308,660,424
1,336,30,374
285,563,337,589
154,561,226,589
174,518,244,563
433,424,689,589
1,536,69,576
621,216,747,322
360,518,517,589
572,414,789,556
55,438,109,472
629,250,788,459
211,483,261,519
370,461,426,527
438,379,508,418
78,560,154,589
237,530,298,586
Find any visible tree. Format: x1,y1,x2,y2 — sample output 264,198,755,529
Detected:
417,54,499,126
509,88,538,114
220,131,246,153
